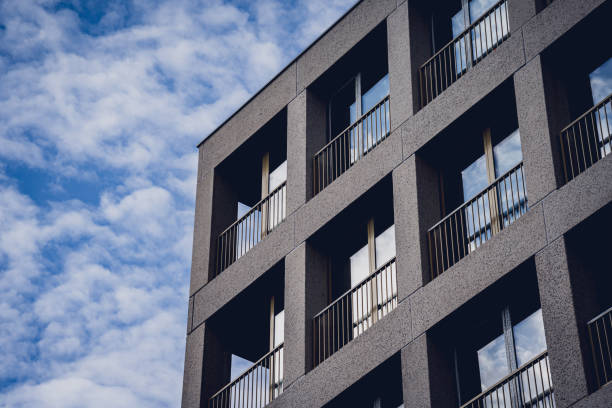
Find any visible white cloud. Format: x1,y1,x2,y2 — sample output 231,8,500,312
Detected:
0,0,359,407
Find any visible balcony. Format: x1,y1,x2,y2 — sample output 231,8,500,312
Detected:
208,344,284,408
419,0,510,107
461,351,554,408
312,257,397,367
560,93,612,183
588,306,612,390
313,95,390,195
428,162,527,279
215,181,287,277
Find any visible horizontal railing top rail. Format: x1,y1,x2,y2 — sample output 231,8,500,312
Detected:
218,181,287,238
215,181,287,277
313,257,397,319
313,95,390,195
429,162,524,232
460,351,552,408
588,305,612,325
419,0,509,107
209,343,284,402
421,0,508,69
314,95,390,158
428,162,527,280
560,92,612,183
560,92,612,135
312,257,397,367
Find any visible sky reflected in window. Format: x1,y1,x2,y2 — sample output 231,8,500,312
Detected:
350,243,370,287
462,154,488,201
274,309,284,348
452,8,465,38
362,75,389,114
513,309,547,366
375,225,395,269
269,160,287,192
493,129,522,177
469,0,498,22
590,57,612,104
231,354,254,381
477,333,509,391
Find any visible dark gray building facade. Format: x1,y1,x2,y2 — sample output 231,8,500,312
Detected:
182,0,612,407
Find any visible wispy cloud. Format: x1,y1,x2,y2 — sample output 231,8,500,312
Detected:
0,0,357,406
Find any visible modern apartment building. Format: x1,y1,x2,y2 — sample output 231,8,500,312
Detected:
182,0,612,407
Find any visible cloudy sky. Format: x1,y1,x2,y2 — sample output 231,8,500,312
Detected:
0,1,358,406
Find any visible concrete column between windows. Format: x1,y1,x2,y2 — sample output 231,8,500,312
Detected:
182,323,231,408
535,236,590,408
401,333,456,408
283,242,329,389
387,1,413,130
392,154,441,301
514,55,564,207
190,167,215,294
507,0,538,33
286,89,327,214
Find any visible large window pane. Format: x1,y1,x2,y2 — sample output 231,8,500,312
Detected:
375,225,395,269
269,160,287,191
362,75,389,113
274,309,284,348
590,57,612,105
468,0,498,22
513,309,547,366
477,333,510,391
493,129,522,177
462,154,488,201
350,243,370,287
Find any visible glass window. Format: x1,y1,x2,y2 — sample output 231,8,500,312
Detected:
361,75,389,114
231,354,254,381
237,202,251,218
375,225,396,269
477,332,510,391
589,57,612,105
274,309,284,348
493,129,522,177
350,243,370,287
468,0,498,22
269,160,287,192
513,309,547,366
461,154,488,201
452,8,466,38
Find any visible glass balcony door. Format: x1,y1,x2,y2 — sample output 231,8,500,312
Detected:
349,220,396,336
456,307,552,408
588,57,612,157
461,128,524,250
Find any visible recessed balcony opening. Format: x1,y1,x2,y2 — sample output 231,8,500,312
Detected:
541,3,612,182
308,177,397,366
428,261,554,408
309,23,390,195
324,354,404,408
416,0,510,107
419,81,526,280
211,110,287,278
565,203,612,392
205,262,285,408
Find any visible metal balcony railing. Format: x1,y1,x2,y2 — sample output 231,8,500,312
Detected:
461,351,554,408
215,182,287,277
428,162,527,280
419,0,509,107
208,344,284,408
560,93,612,183
312,257,397,367
588,306,612,389
313,95,390,195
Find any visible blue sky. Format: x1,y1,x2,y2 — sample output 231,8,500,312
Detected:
0,1,357,406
